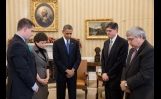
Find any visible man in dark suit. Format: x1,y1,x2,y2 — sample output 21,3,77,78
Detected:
101,22,129,99
7,18,39,99
53,24,81,99
120,26,154,99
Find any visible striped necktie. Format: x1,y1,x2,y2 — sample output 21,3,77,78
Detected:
130,49,137,63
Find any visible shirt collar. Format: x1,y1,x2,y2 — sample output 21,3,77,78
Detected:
110,34,117,43
16,33,26,42
63,36,70,44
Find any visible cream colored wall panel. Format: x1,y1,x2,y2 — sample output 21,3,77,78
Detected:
6,0,154,57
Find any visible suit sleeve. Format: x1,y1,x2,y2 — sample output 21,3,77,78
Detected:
107,40,128,79
101,41,106,74
10,43,35,88
53,40,68,73
71,40,81,71
127,48,154,90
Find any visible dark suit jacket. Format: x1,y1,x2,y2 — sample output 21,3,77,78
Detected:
121,40,154,99
7,34,37,99
101,35,128,88
53,37,81,81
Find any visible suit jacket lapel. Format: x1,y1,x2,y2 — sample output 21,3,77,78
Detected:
33,45,46,61
108,36,120,57
69,39,74,55
15,34,30,52
127,50,133,66
44,51,49,62
60,38,69,55
126,51,139,72
126,41,145,72
108,38,117,56
105,39,110,64
125,49,133,72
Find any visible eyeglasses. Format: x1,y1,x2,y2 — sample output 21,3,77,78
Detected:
105,29,114,33
127,38,135,41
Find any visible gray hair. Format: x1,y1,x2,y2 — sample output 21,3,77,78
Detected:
63,24,73,31
126,26,146,39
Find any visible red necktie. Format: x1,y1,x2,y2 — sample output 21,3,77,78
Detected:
130,49,137,63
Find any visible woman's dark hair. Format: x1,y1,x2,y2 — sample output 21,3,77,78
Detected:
34,32,48,42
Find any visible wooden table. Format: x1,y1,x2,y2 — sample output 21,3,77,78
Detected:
87,62,102,99
87,62,101,66
96,72,103,99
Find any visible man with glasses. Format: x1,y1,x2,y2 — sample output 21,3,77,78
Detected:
101,22,129,99
120,26,154,99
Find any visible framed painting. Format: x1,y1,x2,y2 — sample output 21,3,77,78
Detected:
30,0,58,31
85,19,113,40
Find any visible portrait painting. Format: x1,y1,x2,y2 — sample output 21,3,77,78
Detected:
85,19,113,40
30,0,58,31
35,3,54,27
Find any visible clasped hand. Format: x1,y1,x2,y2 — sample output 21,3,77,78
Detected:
38,78,49,85
66,69,75,78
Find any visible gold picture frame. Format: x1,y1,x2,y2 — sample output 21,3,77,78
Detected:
30,0,58,31
85,19,113,40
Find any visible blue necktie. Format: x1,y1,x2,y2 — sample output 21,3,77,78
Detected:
25,42,32,52
66,40,70,54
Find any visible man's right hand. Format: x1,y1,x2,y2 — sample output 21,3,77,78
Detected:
66,69,75,77
102,73,109,81
35,84,39,92
33,83,39,92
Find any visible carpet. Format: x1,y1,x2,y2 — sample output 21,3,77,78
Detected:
48,88,97,99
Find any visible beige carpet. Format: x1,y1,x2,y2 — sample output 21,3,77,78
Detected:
48,88,97,99
48,81,98,99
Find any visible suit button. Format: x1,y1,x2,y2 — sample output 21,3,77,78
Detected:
43,67,45,68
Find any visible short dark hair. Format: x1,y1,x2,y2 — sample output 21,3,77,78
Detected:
63,24,73,31
34,32,48,42
106,22,118,30
17,18,35,31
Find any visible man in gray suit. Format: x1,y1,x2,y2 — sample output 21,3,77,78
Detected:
120,26,154,99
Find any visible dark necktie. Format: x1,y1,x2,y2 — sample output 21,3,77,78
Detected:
25,42,32,52
66,40,70,54
130,49,137,63
108,39,113,55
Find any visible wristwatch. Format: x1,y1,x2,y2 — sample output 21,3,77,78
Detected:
124,82,128,88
